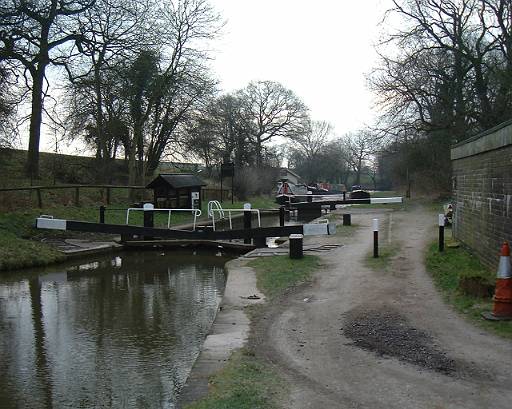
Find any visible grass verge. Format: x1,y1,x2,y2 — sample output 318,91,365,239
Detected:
365,243,400,272
185,349,283,409
426,242,512,339
0,231,66,271
248,255,321,299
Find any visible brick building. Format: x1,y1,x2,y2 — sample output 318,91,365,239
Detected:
451,119,512,269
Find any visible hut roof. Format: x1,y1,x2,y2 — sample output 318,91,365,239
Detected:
146,173,206,189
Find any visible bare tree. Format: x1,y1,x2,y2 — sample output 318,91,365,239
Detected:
239,80,308,167
290,120,332,160
183,93,254,168
121,0,221,185
64,0,149,181
287,120,332,181
0,0,95,179
0,63,18,146
369,0,512,191
344,131,378,186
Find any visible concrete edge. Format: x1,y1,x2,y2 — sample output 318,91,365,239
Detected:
177,256,265,408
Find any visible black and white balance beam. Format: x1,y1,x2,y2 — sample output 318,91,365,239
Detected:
35,217,336,240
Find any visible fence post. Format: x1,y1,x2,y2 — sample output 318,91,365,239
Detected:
74,187,80,206
36,188,43,208
99,206,106,224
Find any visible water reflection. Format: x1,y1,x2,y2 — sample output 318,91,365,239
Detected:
0,250,229,408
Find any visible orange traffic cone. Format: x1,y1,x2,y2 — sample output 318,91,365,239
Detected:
482,242,512,321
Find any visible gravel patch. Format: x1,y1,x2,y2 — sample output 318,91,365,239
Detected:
343,309,456,375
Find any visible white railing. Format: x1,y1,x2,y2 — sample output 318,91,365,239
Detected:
207,201,261,231
207,200,224,219
126,205,202,230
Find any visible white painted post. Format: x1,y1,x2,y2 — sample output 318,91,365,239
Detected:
438,214,445,252
373,218,379,258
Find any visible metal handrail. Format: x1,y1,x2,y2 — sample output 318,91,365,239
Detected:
209,207,261,231
125,207,202,230
207,200,224,218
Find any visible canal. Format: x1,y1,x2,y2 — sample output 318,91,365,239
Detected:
0,249,232,408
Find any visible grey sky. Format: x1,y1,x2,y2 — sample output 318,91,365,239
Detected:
39,0,393,154
209,0,392,136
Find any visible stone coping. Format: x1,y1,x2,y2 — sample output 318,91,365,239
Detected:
451,119,512,160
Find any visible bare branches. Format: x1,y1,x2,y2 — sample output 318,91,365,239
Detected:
372,0,512,148
236,80,309,167
0,0,97,177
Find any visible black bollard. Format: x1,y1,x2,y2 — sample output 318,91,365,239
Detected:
438,214,445,252
373,218,379,258
279,206,285,227
343,214,351,226
143,210,154,228
289,234,304,259
143,205,154,241
99,205,105,224
243,208,252,244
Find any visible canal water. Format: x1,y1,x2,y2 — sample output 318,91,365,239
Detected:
0,249,232,408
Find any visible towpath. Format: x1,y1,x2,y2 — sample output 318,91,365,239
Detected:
252,204,512,408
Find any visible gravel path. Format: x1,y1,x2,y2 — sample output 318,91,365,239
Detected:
252,204,512,409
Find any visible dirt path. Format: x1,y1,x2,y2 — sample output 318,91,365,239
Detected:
253,205,512,409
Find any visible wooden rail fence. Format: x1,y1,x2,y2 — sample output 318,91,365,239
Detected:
0,185,233,208
0,185,147,208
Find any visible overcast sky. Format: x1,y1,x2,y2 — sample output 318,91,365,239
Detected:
40,0,393,153
209,0,393,137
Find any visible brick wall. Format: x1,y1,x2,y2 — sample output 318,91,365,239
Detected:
451,120,512,269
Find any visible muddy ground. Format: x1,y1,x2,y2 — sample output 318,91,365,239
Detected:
251,204,512,409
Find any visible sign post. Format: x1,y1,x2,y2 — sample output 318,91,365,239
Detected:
221,162,235,204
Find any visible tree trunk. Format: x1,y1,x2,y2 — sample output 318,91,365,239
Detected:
26,68,46,180
94,65,108,183
128,138,137,201
255,138,262,168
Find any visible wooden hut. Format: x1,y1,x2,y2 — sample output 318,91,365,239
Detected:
146,173,206,209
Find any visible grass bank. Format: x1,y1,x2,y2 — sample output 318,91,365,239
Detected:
248,255,321,299
426,240,512,338
187,255,321,408
185,349,283,409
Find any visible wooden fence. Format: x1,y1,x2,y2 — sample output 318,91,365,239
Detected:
0,185,233,208
0,185,148,208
